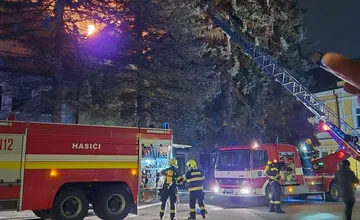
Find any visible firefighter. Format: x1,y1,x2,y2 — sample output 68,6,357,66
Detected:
265,159,285,213
158,158,182,220
182,159,206,219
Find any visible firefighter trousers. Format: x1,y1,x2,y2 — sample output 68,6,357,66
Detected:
159,188,177,219
269,180,284,213
189,190,206,219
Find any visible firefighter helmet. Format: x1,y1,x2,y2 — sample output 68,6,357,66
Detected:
169,158,178,167
187,159,197,169
305,138,312,145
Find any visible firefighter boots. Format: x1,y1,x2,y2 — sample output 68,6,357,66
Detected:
276,209,286,213
188,212,196,219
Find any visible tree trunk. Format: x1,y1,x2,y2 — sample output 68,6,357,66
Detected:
135,71,150,128
133,11,150,128
220,68,234,142
51,0,66,123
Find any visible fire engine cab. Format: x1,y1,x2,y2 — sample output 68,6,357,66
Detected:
0,120,173,220
212,142,346,204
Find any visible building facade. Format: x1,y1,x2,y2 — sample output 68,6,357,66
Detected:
313,81,360,176
0,72,137,126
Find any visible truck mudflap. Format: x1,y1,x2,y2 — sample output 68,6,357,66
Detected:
281,184,310,196
130,204,137,215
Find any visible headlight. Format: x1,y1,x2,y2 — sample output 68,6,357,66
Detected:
213,186,220,193
240,187,251,194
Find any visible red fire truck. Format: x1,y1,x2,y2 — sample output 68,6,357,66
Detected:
0,120,172,220
212,142,355,204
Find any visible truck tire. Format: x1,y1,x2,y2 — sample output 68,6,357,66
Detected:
33,210,51,219
326,182,340,202
51,188,89,220
93,187,132,220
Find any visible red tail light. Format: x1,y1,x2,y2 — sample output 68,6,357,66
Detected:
338,151,345,159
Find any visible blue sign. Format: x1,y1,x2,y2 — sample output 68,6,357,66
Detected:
331,124,345,139
162,122,169,129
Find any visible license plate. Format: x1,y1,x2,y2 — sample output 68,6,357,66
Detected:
225,189,234,193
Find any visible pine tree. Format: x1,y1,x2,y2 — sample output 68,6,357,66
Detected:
0,0,227,148
0,0,319,150
202,0,320,147
117,0,230,145
0,0,133,123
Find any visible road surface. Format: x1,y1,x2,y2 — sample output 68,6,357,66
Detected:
1,193,360,220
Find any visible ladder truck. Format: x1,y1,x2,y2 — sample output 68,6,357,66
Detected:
202,3,360,202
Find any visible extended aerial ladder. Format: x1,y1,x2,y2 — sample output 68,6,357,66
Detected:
202,4,360,162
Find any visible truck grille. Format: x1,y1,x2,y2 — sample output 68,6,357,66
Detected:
216,178,243,185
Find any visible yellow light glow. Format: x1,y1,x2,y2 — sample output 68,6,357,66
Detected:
87,24,96,36
50,169,57,177
288,187,293,192
131,169,137,176
311,181,315,185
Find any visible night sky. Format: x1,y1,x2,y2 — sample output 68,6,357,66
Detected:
299,0,360,58
299,0,360,91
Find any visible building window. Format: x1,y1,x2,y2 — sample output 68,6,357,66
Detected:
120,92,136,119
355,108,360,128
12,88,32,112
61,103,76,124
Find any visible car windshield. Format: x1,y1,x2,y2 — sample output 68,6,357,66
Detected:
215,150,250,171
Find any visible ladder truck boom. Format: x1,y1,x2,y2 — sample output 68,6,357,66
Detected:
203,5,360,161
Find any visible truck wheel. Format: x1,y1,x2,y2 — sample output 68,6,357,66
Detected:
326,182,340,202
93,187,132,220
33,210,51,219
51,188,89,220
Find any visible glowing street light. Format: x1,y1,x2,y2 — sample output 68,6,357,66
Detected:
87,24,96,36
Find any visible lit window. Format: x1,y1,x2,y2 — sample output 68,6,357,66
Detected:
355,108,360,128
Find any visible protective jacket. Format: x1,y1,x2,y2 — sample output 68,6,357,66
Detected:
264,160,285,214
336,166,359,202
183,168,206,219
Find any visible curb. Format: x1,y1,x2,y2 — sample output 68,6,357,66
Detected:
138,202,161,209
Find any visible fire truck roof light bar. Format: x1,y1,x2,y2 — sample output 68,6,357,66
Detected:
203,5,360,158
